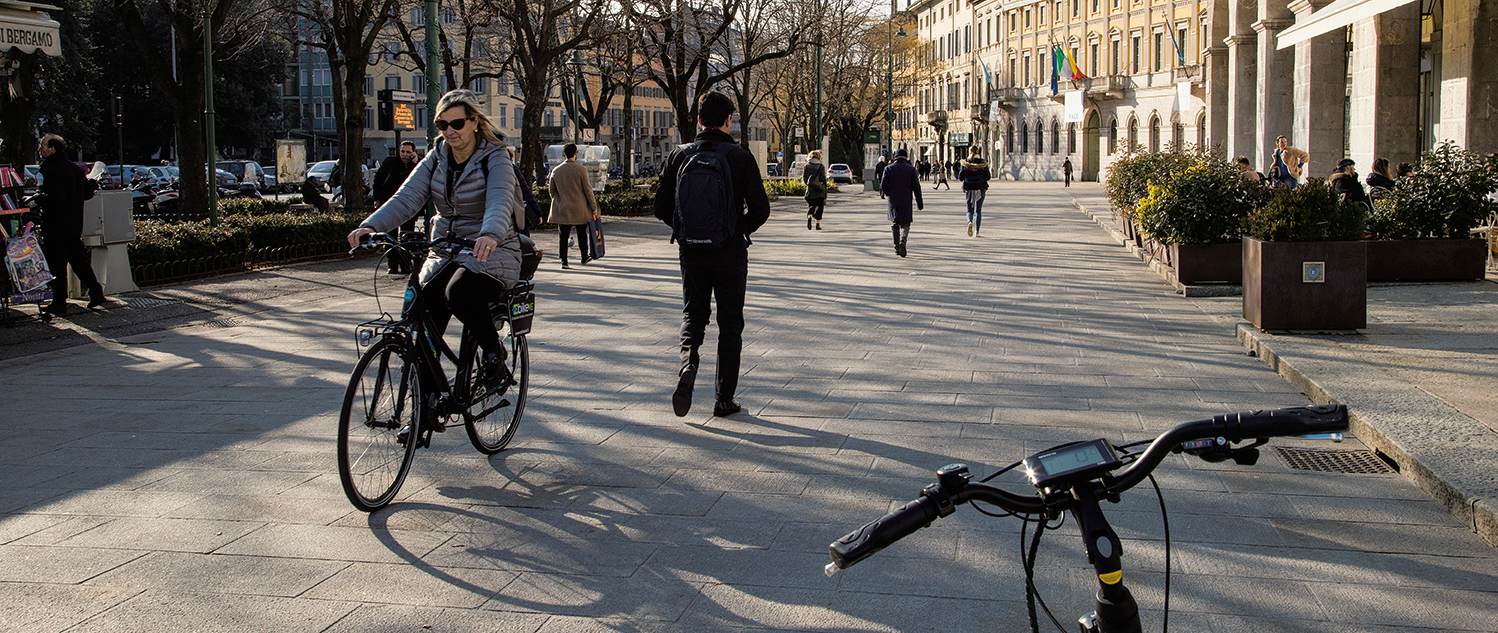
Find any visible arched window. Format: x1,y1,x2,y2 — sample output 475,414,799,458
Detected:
1021,122,1030,153
1196,111,1207,149
1108,117,1117,154
1148,114,1160,153
1036,119,1045,154
1007,125,1015,154
1068,123,1077,154
1127,115,1138,151
1051,118,1061,154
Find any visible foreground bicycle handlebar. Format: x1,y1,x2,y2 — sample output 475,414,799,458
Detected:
826,404,1349,633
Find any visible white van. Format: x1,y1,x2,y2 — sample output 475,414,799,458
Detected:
544,144,612,192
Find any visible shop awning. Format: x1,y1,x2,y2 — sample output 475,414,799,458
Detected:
0,1,62,57
1276,0,1417,49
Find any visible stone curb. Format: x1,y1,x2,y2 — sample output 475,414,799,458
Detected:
1072,198,1241,297
1236,323,1498,549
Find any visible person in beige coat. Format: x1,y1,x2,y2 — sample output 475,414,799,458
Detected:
548,143,601,269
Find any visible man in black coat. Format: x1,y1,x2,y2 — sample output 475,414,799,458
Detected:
654,91,771,418
880,149,923,257
372,141,420,273
35,134,104,315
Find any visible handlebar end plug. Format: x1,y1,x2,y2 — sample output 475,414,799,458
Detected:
824,563,842,577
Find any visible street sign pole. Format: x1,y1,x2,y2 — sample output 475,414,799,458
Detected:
203,1,217,225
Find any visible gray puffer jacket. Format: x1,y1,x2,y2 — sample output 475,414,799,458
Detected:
361,139,524,288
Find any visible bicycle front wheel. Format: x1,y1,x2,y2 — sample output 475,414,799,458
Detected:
465,334,528,454
337,338,421,511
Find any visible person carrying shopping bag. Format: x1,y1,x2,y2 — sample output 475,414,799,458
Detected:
548,143,602,269
802,150,828,230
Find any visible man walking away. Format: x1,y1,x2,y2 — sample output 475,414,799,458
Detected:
802,150,828,230
881,148,923,258
1062,158,1073,187
549,143,601,269
917,159,930,182
373,141,420,273
933,159,951,190
959,147,991,238
1268,135,1309,189
874,155,888,200
36,134,105,315
654,91,771,418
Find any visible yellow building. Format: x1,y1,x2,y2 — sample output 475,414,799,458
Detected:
903,0,1215,181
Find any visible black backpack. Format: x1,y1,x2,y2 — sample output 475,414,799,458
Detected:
672,142,737,249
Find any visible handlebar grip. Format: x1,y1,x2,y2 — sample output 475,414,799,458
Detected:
828,494,940,572
1227,404,1349,439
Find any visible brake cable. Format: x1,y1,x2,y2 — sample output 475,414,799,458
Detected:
1117,442,1172,633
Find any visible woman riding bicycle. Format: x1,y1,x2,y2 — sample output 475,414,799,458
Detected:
346,89,526,383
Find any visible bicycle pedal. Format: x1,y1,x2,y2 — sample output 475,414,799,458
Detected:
396,424,414,446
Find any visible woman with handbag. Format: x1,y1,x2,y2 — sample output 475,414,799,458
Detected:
802,150,828,230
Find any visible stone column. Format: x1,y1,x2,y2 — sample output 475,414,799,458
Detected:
1225,0,1260,159
1347,2,1420,169
1253,0,1295,172
1290,0,1348,175
1439,0,1498,154
1204,0,1232,153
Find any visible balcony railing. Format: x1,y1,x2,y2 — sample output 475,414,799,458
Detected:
1174,65,1203,86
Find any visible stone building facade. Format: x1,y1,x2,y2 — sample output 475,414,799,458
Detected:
898,0,1494,182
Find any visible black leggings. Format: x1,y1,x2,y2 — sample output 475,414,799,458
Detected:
806,200,825,221
560,224,590,262
421,264,505,357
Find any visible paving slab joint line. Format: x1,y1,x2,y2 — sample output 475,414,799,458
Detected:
1234,322,1498,549
1071,197,1242,298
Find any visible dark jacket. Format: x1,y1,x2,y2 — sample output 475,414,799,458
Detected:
653,129,771,250
372,155,416,203
1366,172,1396,191
874,160,888,179
802,161,827,202
880,158,923,224
1329,173,1367,204
38,153,85,237
301,180,330,212
959,158,991,191
514,163,544,230
1063,160,1073,175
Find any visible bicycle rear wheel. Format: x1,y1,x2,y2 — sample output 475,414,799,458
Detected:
465,334,528,454
338,338,420,511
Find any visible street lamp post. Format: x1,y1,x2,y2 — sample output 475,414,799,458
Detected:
813,0,823,158
425,0,440,147
885,4,906,158
203,0,217,225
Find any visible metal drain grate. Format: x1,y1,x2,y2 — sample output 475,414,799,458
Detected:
1277,447,1394,474
201,317,245,329
121,296,184,309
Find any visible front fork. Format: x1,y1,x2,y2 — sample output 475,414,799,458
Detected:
1070,484,1141,633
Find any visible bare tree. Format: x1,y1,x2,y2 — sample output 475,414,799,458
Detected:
113,0,275,215
489,0,606,181
719,0,812,150
283,0,403,212
384,0,513,94
632,0,808,144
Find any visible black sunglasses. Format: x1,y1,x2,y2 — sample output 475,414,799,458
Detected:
435,117,470,131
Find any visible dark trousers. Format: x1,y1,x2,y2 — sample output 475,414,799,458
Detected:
1064,172,1072,187
806,200,825,221
389,214,419,273
42,231,102,305
560,224,591,264
420,263,505,358
679,247,748,402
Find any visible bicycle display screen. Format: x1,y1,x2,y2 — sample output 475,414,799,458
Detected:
1023,439,1122,490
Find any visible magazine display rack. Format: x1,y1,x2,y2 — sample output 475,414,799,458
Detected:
0,165,51,323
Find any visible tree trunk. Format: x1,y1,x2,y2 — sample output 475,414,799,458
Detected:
174,46,209,216
670,81,695,145
337,54,369,212
621,82,633,187
519,69,550,183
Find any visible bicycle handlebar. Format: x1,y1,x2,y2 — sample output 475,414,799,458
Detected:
350,232,473,256
826,405,1348,574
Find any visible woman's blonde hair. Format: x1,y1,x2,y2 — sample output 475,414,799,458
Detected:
969,146,982,158
809,149,822,160
434,89,503,146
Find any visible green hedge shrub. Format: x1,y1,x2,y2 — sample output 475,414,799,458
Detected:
217,198,296,216
1104,150,1195,211
1368,141,1498,239
1133,155,1257,245
130,210,363,270
1245,178,1365,242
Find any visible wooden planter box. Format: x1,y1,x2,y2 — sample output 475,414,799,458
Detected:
1366,238,1487,282
1170,242,1243,285
1243,238,1367,331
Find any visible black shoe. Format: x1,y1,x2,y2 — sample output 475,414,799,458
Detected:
807,216,813,230
477,350,512,393
42,302,69,316
713,400,742,417
87,289,106,309
561,261,571,270
580,257,591,265
897,243,907,258
672,366,697,417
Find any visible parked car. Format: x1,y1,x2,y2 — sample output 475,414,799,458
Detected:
827,163,854,184
99,165,152,189
256,163,278,192
216,160,268,192
306,160,336,190
766,164,781,177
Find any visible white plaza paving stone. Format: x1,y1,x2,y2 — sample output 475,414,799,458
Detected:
0,182,1493,631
